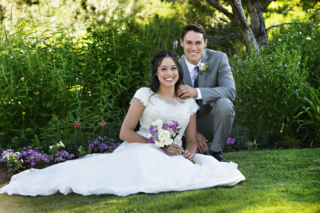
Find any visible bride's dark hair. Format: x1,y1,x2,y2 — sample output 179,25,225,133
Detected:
148,50,184,96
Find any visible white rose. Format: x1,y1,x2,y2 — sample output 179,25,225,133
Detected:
147,133,152,139
199,63,206,70
152,119,163,127
158,130,171,142
49,146,53,149
164,138,173,146
156,140,165,148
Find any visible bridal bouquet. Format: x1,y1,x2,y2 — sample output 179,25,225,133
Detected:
148,119,196,164
147,119,180,147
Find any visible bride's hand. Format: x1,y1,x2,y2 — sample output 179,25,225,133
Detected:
183,150,195,161
162,144,184,156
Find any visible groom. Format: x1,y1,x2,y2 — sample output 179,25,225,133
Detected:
178,23,236,162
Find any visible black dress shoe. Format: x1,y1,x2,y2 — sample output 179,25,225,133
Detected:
211,152,225,162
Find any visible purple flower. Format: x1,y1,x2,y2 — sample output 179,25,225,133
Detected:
172,120,178,126
31,161,35,166
94,148,98,151
22,147,27,150
170,125,177,133
56,152,61,156
148,137,155,144
173,40,178,49
89,144,93,148
162,123,170,130
149,125,158,135
227,137,235,144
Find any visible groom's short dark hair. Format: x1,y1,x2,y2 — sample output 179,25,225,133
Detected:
181,23,206,41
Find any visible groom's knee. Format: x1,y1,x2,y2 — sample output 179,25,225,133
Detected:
211,98,234,119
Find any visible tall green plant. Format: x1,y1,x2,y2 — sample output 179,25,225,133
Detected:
232,41,310,140
295,86,320,145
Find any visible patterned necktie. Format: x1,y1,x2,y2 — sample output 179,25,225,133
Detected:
193,66,199,88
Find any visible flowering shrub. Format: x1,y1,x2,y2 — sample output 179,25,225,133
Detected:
54,150,75,163
0,145,75,172
224,138,236,152
19,146,53,169
78,136,121,157
0,149,23,172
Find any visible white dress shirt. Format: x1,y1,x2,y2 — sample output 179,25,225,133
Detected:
185,57,202,100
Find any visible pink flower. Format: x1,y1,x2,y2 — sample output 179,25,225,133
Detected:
98,121,106,127
74,121,82,128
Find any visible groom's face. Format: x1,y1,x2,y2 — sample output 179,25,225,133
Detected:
180,30,207,65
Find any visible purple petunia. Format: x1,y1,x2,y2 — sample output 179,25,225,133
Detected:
226,137,235,144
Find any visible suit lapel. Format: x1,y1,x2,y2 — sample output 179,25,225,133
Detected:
198,49,208,87
181,56,192,87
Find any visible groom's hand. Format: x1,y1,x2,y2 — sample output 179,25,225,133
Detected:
196,132,209,153
177,85,198,99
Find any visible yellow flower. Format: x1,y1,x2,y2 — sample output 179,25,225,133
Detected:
22,112,25,115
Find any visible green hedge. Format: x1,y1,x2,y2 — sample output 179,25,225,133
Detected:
0,20,166,152
231,22,320,145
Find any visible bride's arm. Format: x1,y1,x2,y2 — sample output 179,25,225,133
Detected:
119,98,148,143
184,113,198,160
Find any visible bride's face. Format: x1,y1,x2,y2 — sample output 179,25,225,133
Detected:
156,57,179,89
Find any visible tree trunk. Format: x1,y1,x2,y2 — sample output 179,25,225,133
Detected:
228,0,260,52
207,0,260,52
248,0,268,47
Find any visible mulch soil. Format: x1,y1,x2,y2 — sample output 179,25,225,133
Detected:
0,164,14,185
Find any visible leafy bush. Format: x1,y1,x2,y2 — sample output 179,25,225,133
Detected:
231,23,320,142
0,16,166,151
296,86,320,145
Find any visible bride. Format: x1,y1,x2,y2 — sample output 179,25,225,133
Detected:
0,50,245,197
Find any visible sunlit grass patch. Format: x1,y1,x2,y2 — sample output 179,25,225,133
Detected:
0,148,319,212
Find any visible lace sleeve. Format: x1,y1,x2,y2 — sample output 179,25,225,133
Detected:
188,98,199,115
130,87,152,107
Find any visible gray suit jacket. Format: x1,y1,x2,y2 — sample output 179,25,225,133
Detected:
180,49,236,107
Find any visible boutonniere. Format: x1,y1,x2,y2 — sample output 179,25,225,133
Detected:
199,63,210,74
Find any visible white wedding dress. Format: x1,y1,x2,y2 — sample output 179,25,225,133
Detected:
0,87,245,196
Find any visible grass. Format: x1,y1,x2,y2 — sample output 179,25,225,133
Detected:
0,148,319,212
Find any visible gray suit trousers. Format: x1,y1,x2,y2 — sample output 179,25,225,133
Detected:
197,98,235,153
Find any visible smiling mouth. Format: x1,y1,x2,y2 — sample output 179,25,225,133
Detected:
164,77,174,82
190,52,198,55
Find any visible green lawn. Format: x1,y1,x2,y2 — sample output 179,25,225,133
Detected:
0,148,319,213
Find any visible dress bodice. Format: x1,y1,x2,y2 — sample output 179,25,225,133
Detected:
131,87,199,146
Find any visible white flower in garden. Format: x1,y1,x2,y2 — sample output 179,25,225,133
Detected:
279,39,281,41
158,130,171,142
152,119,163,127
59,141,65,147
307,9,310,12
18,102,21,104
89,94,91,96
306,37,311,40
299,32,302,34
49,146,53,149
